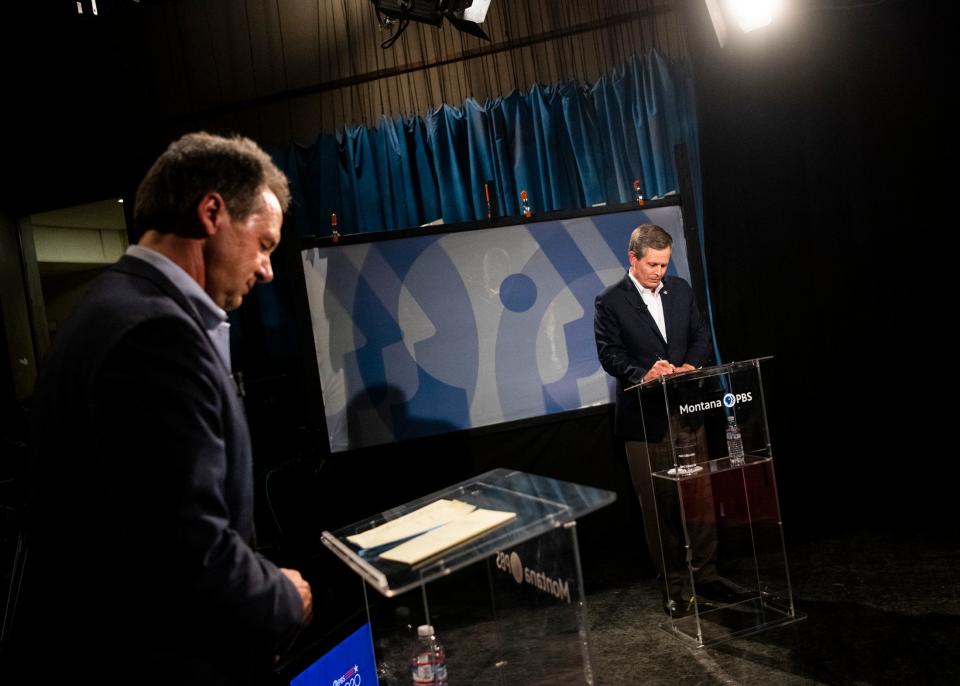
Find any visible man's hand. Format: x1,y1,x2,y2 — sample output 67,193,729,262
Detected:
280,568,313,626
643,360,676,381
675,363,697,373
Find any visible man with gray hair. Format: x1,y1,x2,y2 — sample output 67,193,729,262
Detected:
594,223,717,616
24,132,312,683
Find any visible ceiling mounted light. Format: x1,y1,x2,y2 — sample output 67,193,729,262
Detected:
372,0,491,48
729,0,780,32
705,0,784,47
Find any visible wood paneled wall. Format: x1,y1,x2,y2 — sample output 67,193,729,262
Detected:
114,0,687,145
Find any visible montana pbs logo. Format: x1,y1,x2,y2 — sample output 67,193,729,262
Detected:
495,550,571,604
332,665,361,686
680,391,753,415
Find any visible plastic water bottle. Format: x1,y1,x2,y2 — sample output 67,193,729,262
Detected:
411,624,448,685
726,416,745,466
633,179,645,206
330,212,340,243
520,190,532,218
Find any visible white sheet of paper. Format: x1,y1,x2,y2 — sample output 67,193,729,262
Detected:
378,508,517,565
346,499,476,549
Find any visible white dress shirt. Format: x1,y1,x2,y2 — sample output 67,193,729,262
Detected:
628,271,667,342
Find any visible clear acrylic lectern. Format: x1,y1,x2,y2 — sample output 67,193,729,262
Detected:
632,357,804,646
321,469,616,685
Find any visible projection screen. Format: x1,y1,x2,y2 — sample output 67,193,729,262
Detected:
303,204,693,452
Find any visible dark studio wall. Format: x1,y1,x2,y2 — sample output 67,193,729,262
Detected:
682,0,952,531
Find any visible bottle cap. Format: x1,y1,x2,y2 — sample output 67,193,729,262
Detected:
417,624,435,637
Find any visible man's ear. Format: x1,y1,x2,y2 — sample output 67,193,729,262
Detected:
196,192,226,238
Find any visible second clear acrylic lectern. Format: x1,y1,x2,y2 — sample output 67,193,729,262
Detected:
321,469,615,685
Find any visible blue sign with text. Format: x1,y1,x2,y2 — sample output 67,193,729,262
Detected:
291,623,379,686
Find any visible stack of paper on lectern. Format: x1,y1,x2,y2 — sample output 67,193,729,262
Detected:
379,508,516,565
346,499,476,549
346,498,516,566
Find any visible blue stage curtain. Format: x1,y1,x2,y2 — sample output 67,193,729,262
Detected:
248,49,715,386
276,49,703,238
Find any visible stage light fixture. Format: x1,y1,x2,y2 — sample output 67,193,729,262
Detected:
372,0,491,48
728,0,780,32
705,0,784,47
458,0,491,24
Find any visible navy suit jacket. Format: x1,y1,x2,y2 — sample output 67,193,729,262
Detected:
594,274,713,439
25,256,301,682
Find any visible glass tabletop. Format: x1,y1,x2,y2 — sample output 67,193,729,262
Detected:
321,468,616,597
626,357,773,392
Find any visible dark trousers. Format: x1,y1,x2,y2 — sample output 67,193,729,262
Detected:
625,431,719,599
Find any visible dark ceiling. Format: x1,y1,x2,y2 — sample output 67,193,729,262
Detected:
1,2,135,214
1,0,373,215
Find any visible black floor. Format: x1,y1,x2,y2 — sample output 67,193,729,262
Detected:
359,523,960,686
4,522,958,684
581,524,960,685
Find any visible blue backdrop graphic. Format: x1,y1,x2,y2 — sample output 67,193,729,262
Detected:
304,206,689,452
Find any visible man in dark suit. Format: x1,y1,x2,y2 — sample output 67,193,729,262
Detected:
22,133,312,683
594,223,718,615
